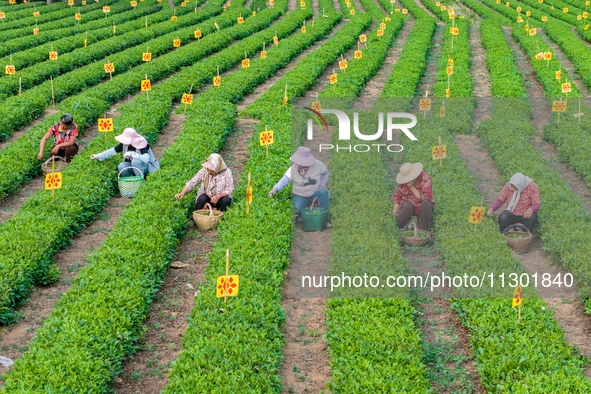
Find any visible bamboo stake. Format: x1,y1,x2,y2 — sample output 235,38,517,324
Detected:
145,73,149,102
246,172,251,215
145,15,148,28
52,157,55,200
265,125,269,158
438,135,442,168
18,77,21,97
50,76,55,108
224,249,229,303
84,31,88,47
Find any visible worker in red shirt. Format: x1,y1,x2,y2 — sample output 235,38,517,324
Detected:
392,162,434,231
487,172,541,233
37,113,79,163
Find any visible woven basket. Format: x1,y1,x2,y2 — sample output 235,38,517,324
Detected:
117,166,145,198
400,221,430,247
503,224,533,253
193,202,223,230
41,156,68,175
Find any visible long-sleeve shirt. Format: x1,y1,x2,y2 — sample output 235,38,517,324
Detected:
273,162,329,198
490,182,541,216
95,143,160,173
393,171,434,215
185,167,234,199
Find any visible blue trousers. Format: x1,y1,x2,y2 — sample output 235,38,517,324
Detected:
292,188,329,213
118,159,148,178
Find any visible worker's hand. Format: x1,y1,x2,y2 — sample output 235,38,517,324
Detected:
487,207,493,217
392,208,398,217
268,188,277,198
123,151,137,160
523,208,533,219
90,154,98,160
50,146,59,155
210,195,220,204
174,192,184,200
36,152,43,161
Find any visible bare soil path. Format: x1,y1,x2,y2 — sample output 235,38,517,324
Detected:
453,31,591,377
415,22,445,106
415,0,442,21
356,19,416,110
469,23,493,124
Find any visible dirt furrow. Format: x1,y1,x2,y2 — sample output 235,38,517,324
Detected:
536,28,591,108
0,103,190,387
238,18,347,112
504,28,591,213
113,114,257,393
0,108,58,151
372,0,387,15
414,22,444,110
415,0,442,21
307,20,377,99
280,122,332,394
355,19,416,110
458,29,591,359
470,24,493,124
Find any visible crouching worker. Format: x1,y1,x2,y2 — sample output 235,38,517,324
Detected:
175,153,234,212
487,172,540,233
90,128,159,178
392,162,434,231
37,113,79,163
268,146,329,214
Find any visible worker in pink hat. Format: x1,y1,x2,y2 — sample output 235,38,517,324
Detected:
392,162,434,231
90,127,160,178
175,153,234,212
268,146,329,218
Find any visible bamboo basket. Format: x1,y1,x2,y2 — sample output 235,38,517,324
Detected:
192,202,223,230
503,224,533,253
400,221,430,247
41,156,68,175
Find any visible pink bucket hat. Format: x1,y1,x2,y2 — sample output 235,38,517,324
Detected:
290,146,316,167
115,128,148,149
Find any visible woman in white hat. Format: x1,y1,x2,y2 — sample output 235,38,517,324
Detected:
268,146,329,214
174,153,234,212
487,172,540,233
90,127,160,178
392,162,434,231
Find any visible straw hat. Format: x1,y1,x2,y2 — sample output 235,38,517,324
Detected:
115,128,148,149
396,162,423,184
290,146,316,167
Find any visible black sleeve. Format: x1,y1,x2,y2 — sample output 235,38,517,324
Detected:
138,145,149,155
114,143,124,153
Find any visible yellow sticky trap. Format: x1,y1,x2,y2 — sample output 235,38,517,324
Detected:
216,275,239,297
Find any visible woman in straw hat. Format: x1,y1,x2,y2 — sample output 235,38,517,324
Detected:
487,172,540,233
392,162,434,231
268,146,329,216
175,153,234,212
90,127,160,178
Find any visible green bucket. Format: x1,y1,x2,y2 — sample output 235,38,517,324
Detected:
301,207,328,231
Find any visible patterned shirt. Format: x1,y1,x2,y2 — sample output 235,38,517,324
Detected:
50,122,78,145
393,172,434,215
185,167,234,199
491,182,541,216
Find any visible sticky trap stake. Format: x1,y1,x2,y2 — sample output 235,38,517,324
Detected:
50,76,55,108
225,249,229,303
438,135,442,168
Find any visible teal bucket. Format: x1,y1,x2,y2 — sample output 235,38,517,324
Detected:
301,207,328,231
